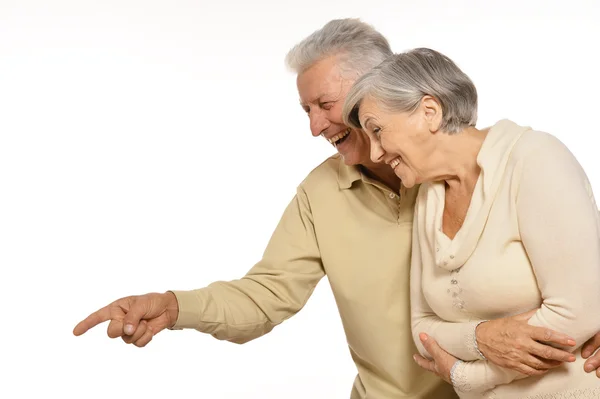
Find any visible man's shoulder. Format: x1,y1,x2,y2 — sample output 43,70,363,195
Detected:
298,154,345,192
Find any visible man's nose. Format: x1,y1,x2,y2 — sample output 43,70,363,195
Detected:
309,110,330,137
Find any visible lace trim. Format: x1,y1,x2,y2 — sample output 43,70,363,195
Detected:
465,320,488,360
523,387,600,399
450,360,472,392
482,387,600,399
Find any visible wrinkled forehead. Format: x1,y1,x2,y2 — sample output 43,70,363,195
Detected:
296,57,352,104
357,95,385,123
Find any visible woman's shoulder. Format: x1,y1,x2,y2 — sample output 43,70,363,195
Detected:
505,125,587,188
510,127,572,165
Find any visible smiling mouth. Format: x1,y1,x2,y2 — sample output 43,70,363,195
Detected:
389,157,401,168
327,128,351,148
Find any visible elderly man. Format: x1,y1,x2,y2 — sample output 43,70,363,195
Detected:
73,19,600,398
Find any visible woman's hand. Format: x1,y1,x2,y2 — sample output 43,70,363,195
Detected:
476,310,576,376
413,333,458,384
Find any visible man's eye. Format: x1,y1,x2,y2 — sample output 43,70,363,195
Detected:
373,127,381,136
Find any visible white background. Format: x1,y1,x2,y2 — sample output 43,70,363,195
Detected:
1,0,598,397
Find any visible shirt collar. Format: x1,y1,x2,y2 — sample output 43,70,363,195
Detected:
337,155,400,195
337,156,363,189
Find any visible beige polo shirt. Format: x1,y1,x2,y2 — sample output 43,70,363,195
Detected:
171,154,456,399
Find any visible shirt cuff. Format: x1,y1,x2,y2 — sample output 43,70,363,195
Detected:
470,320,488,360
463,319,488,360
167,289,205,330
450,360,472,392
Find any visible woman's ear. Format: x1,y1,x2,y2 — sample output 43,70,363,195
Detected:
421,95,443,133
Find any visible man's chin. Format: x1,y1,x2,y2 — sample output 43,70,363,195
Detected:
340,153,360,166
334,147,353,164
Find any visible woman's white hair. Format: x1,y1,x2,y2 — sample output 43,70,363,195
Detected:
343,48,478,134
285,18,392,78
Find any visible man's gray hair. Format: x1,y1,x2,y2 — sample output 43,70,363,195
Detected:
285,18,392,78
343,48,478,134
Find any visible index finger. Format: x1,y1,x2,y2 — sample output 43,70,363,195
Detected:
530,325,576,347
73,306,111,336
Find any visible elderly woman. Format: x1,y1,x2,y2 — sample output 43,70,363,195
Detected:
342,48,600,398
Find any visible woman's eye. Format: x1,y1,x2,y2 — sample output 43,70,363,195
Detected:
321,102,334,110
373,127,381,136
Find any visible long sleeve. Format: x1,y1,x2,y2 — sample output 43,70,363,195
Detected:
411,210,485,362
517,134,600,348
169,185,325,344
444,133,600,394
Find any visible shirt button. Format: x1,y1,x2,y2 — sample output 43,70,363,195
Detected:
389,193,396,199
450,255,455,259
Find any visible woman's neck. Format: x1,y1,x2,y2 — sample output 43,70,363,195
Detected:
433,126,488,191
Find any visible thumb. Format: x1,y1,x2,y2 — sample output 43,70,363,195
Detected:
122,297,150,336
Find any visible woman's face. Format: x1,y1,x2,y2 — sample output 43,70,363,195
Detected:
358,95,442,188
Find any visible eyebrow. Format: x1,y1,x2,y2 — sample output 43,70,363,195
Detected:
299,93,334,107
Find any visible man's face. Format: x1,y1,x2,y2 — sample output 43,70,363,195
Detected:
296,56,372,166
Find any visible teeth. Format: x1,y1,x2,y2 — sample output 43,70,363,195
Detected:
327,128,351,145
390,158,401,168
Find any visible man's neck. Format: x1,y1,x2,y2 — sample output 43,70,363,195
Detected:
360,163,401,193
